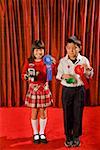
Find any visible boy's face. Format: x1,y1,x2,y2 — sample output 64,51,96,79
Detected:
33,48,45,59
65,42,78,59
75,44,81,53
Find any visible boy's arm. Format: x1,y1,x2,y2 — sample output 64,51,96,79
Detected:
56,60,64,80
82,57,94,78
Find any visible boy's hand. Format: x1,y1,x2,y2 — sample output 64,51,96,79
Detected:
62,74,75,79
62,74,77,84
81,64,93,77
81,64,92,71
61,74,71,79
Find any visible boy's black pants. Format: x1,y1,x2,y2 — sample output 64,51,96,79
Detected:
62,86,85,140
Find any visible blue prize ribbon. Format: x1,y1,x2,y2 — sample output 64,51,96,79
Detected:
43,55,52,81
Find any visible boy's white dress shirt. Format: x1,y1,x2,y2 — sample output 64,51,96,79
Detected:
56,54,93,87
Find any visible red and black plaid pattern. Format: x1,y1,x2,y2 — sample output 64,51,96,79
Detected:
25,82,53,108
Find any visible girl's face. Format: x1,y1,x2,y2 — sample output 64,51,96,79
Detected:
65,42,78,59
33,48,45,60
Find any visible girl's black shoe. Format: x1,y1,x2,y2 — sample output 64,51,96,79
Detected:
33,134,40,144
64,140,73,147
39,134,48,144
73,138,81,147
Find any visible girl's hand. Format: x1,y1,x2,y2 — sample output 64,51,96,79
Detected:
24,74,28,80
51,57,56,64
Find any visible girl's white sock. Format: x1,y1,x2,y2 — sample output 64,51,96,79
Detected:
31,119,38,135
39,118,47,135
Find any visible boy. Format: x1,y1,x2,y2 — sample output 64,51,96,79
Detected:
56,36,93,147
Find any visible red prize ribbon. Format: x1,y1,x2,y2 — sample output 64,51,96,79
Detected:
74,65,89,89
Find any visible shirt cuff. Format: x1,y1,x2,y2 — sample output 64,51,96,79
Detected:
56,74,62,80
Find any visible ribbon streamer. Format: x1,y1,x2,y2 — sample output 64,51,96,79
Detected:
43,55,53,81
74,65,89,89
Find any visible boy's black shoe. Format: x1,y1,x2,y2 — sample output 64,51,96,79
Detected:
33,134,40,144
40,134,48,144
64,140,73,147
73,138,81,147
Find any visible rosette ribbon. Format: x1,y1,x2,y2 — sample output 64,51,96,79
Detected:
74,65,89,89
43,55,53,81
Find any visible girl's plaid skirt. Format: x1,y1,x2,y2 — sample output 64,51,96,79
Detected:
25,82,53,108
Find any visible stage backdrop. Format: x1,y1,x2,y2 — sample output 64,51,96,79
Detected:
0,0,100,107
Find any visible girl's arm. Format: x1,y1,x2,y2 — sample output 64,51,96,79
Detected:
21,60,29,80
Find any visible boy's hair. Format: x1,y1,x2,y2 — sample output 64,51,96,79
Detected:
28,40,45,63
67,36,81,48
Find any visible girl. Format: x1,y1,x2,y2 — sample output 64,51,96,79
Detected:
22,40,56,144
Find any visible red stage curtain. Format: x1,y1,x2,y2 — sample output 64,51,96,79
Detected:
0,0,99,107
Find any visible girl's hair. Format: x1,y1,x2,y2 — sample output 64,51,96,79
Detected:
28,40,45,63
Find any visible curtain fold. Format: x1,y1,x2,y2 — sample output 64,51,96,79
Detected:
0,0,100,107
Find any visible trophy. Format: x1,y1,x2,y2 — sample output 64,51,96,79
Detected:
43,55,53,81
74,65,89,89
